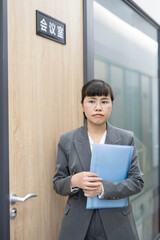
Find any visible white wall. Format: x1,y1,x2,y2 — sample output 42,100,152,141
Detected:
133,0,160,25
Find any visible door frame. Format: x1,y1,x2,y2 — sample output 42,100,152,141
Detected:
83,0,94,83
0,0,10,239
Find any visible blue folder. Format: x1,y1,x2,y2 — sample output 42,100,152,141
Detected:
86,144,133,209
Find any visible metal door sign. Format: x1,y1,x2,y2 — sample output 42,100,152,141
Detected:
36,10,66,45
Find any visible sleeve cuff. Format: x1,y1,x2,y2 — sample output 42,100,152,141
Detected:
98,184,104,199
70,187,79,192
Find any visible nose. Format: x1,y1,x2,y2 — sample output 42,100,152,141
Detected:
95,102,102,110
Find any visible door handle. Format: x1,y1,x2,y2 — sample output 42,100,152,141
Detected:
10,193,37,205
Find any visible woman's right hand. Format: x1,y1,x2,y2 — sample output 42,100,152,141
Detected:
71,172,102,191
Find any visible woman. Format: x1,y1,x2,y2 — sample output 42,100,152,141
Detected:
53,79,144,240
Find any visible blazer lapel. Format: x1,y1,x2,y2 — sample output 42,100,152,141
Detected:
105,122,121,144
73,124,91,171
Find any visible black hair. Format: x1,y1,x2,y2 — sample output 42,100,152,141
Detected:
81,79,114,103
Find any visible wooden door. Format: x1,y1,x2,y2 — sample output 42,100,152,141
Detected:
8,0,83,239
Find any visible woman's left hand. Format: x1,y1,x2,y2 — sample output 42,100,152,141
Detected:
83,183,102,198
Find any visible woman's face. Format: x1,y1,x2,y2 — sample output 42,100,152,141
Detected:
82,95,112,127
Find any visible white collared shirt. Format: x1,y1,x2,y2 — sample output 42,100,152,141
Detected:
88,131,107,150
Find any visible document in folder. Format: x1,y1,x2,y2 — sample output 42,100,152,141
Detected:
86,144,133,209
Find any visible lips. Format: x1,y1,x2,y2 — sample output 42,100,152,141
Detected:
93,114,104,117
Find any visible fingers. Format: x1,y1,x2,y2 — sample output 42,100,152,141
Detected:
84,181,102,187
82,179,102,190
86,177,102,182
84,192,90,197
83,190,98,198
83,182,102,197
83,186,99,191
81,172,102,181
71,171,102,190
82,173,102,190
83,183,102,191
83,172,99,177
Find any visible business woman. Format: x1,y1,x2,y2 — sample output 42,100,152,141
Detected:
53,79,144,240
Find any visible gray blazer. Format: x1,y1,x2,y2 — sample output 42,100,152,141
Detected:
53,122,144,240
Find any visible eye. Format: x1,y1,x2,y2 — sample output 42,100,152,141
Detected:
89,100,96,104
101,100,108,104
103,99,112,104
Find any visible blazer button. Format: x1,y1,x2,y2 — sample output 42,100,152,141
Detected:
74,193,79,199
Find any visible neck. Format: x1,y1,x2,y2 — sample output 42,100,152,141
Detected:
87,122,106,143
